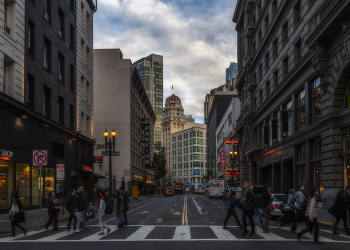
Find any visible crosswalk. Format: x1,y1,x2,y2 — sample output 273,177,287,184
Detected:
1,225,350,242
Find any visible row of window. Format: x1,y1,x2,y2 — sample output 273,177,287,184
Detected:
172,169,204,177
172,147,206,156
172,154,204,163
172,132,204,141
171,139,205,149
172,162,204,170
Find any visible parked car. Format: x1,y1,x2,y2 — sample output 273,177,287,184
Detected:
197,188,206,195
165,188,175,196
260,193,285,218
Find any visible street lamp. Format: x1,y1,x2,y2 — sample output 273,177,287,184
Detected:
104,129,116,198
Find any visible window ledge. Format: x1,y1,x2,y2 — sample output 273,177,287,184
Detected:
27,52,36,61
43,66,52,75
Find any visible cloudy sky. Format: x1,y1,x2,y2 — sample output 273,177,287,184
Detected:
94,0,238,124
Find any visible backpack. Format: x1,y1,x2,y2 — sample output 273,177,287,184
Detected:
328,203,336,216
224,200,230,212
253,195,261,208
9,199,20,219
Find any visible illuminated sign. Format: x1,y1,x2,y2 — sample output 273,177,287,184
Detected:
82,166,92,172
220,148,226,172
94,156,103,163
223,137,239,144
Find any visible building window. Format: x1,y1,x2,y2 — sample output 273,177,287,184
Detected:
258,29,262,45
27,74,35,109
43,86,51,117
311,78,321,122
284,100,293,136
282,21,288,44
70,64,75,92
260,124,264,147
87,47,91,69
4,0,16,37
294,0,302,26
273,69,278,87
269,117,272,146
81,2,86,27
58,8,65,40
283,55,288,77
265,81,270,96
81,40,86,65
294,38,302,63
86,13,91,34
52,141,64,158
58,96,64,125
264,14,269,33
298,89,306,131
272,38,278,58
272,0,277,16
70,0,75,11
259,64,262,79
274,110,281,142
70,24,74,51
259,89,263,105
43,37,51,71
43,0,51,23
298,143,306,161
70,104,75,130
3,60,15,97
58,52,65,83
28,19,35,57
265,52,269,70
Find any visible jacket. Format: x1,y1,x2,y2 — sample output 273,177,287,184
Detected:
97,196,104,210
260,191,272,208
8,190,22,215
295,190,306,210
306,196,318,221
335,195,348,219
344,192,350,210
244,190,254,204
48,197,59,211
79,190,89,210
116,195,124,213
98,198,106,214
229,196,237,209
65,194,79,212
287,194,296,209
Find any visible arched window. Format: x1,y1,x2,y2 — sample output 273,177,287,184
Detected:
343,80,350,109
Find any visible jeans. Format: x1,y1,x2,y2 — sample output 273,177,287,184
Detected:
11,220,25,236
291,208,309,231
262,208,271,233
224,208,242,227
117,212,124,224
247,208,264,227
99,212,108,232
280,210,295,227
67,210,77,230
242,211,255,232
123,211,128,224
45,210,58,230
334,215,349,233
297,218,319,242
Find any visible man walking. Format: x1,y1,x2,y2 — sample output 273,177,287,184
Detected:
290,184,309,233
78,186,90,229
119,187,129,225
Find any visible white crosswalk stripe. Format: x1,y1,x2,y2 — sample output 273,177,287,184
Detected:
0,225,349,242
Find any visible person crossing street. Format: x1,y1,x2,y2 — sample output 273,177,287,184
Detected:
78,186,90,230
290,184,309,233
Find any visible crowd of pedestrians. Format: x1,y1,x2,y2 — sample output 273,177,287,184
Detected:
223,182,350,245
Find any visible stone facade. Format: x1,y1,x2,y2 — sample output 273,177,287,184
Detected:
233,0,350,208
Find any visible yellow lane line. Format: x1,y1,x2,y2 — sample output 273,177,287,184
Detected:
182,197,188,226
156,218,163,223
318,220,333,225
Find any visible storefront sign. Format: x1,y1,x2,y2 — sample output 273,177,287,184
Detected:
223,137,239,144
94,156,103,163
146,174,152,184
0,149,13,158
56,164,65,180
220,148,226,172
33,150,48,166
142,118,150,169
132,185,138,197
82,166,92,172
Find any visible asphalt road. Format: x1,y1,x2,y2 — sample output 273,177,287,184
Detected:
0,193,349,250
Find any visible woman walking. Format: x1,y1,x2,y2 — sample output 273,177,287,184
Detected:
279,189,296,229
8,190,27,237
242,181,255,236
45,192,60,231
223,191,243,229
66,189,80,233
296,188,323,244
97,192,111,235
116,190,125,228
333,189,350,235
261,184,274,233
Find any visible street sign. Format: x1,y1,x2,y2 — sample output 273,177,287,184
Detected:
220,148,226,172
132,185,138,197
203,181,206,184
33,150,48,166
56,164,65,180
94,156,103,163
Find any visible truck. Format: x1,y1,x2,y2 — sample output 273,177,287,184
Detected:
174,182,184,195
208,180,225,198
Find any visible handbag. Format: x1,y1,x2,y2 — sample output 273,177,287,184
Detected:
283,203,293,211
84,208,95,220
328,203,336,216
266,202,274,211
9,199,20,219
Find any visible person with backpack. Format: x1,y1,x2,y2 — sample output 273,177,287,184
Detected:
77,186,90,230
97,192,111,235
279,189,296,229
116,190,125,228
261,184,274,233
119,187,129,225
290,184,309,233
8,190,27,237
65,189,80,233
247,188,264,228
297,188,323,244
241,181,255,236
223,191,243,229
333,189,350,235
345,187,350,230
45,191,60,231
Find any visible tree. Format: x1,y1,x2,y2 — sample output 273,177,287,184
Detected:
150,152,167,188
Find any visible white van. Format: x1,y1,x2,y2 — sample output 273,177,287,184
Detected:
208,180,225,198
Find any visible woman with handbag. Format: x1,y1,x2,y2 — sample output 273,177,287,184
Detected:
261,184,275,233
8,190,27,237
66,189,80,233
242,181,255,236
45,191,60,231
223,191,243,229
333,189,350,235
116,190,125,228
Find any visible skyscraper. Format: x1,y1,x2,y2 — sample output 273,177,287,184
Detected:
134,54,163,151
226,62,238,90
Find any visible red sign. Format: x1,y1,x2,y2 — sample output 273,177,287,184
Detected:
82,166,92,172
94,156,103,163
224,138,239,144
220,148,226,172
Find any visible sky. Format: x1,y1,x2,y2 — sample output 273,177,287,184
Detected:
94,0,238,124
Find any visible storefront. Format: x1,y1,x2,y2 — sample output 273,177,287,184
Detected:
342,126,350,188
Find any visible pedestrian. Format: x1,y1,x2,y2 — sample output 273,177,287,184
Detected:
223,191,243,229
8,190,27,237
92,186,97,205
242,181,255,236
119,187,129,225
279,189,296,229
247,188,264,228
77,186,90,229
45,191,60,231
116,190,125,228
345,187,350,230
261,184,274,233
65,189,80,232
290,184,309,233
277,190,290,222
97,192,111,235
296,188,323,244
333,189,350,235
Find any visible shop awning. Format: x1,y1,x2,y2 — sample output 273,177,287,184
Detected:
94,173,105,179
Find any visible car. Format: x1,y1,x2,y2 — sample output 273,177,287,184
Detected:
174,187,184,195
261,193,285,218
197,188,206,195
165,188,175,196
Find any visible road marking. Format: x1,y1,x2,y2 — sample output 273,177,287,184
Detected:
182,197,188,226
126,225,155,240
300,232,335,242
156,218,163,223
39,230,75,241
192,197,204,214
0,229,47,242
210,226,237,240
318,220,333,225
173,226,191,240
255,226,285,240
80,225,119,241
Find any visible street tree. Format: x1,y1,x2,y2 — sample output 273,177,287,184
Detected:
150,152,167,188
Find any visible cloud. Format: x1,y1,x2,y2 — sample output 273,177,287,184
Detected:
94,0,238,124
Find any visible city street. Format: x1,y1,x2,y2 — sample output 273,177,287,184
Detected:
0,193,349,250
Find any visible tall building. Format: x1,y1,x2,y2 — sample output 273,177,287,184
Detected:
134,54,163,152
171,124,207,188
226,62,238,90
161,94,188,184
233,0,350,207
93,49,156,192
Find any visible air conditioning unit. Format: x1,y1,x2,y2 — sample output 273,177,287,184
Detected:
58,74,63,81
43,60,48,69
4,24,10,35
43,110,47,116
58,30,62,38
44,12,50,22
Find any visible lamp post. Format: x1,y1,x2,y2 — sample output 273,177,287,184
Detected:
104,129,116,198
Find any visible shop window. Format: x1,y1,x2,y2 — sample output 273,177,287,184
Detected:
16,164,31,207
314,161,323,198
299,165,306,186
344,82,350,110
298,89,306,131
43,168,55,202
298,143,306,162
312,138,322,158
313,78,321,122
283,100,293,136
31,166,41,206
0,160,13,208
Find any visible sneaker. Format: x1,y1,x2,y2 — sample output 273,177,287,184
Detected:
290,230,298,234
98,232,105,235
10,235,15,238
74,229,80,233
23,229,27,236
223,226,229,229
107,228,111,234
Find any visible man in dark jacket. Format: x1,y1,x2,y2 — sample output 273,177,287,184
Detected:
8,190,27,237
119,187,128,225
78,186,90,229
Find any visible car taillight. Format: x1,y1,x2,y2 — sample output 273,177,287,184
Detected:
275,204,279,209
173,191,174,193
166,191,168,193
